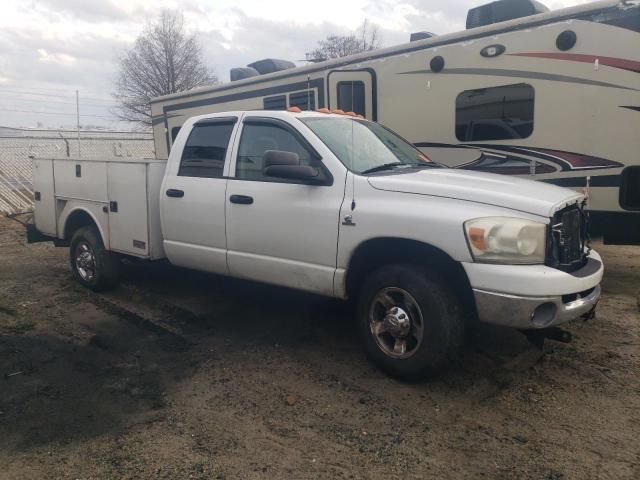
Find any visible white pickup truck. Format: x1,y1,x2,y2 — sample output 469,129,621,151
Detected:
28,110,603,379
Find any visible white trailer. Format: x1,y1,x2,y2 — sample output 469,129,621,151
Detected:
150,0,640,244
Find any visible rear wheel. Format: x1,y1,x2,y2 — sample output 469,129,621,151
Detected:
70,226,121,291
356,264,465,380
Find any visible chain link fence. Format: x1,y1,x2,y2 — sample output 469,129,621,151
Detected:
0,129,155,215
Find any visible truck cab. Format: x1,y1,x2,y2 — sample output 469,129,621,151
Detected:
30,110,603,380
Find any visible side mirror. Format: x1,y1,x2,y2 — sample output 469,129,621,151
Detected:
263,150,300,167
263,150,324,183
264,164,321,182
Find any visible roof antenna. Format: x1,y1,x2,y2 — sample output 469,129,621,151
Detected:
351,117,356,211
306,75,311,110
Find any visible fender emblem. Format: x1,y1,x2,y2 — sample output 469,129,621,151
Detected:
342,215,356,226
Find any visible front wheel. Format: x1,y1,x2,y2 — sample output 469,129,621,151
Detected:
70,226,121,291
356,264,465,380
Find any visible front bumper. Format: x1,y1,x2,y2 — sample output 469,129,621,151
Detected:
465,251,603,330
473,284,600,329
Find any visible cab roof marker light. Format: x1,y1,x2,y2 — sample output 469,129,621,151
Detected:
287,106,302,113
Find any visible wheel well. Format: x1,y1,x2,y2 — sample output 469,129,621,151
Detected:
64,210,98,241
345,238,476,316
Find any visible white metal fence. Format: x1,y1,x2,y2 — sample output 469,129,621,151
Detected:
0,129,154,215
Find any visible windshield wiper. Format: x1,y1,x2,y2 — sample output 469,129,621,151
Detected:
406,162,441,169
361,162,407,174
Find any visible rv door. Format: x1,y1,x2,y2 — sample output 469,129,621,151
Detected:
327,70,376,121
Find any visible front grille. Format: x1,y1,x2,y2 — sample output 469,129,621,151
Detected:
546,203,589,272
562,287,596,304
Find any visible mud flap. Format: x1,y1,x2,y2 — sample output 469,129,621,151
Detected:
26,224,55,244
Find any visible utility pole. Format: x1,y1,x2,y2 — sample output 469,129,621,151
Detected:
76,89,81,157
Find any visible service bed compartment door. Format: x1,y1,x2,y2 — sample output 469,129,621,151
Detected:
32,159,57,236
107,162,149,256
54,160,108,202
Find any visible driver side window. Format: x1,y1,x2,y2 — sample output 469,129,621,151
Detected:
236,122,314,181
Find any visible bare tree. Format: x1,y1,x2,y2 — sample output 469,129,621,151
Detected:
305,20,381,62
114,10,216,125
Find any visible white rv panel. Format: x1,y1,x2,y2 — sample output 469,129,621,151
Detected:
54,160,108,202
32,159,57,236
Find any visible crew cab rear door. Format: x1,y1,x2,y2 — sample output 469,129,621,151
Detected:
225,116,346,295
160,116,238,274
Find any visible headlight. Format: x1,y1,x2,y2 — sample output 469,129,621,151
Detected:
464,217,546,264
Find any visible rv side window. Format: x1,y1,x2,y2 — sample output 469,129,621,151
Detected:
289,90,316,111
263,95,287,110
456,83,534,142
236,122,315,182
337,81,365,116
620,166,640,211
171,127,181,143
178,122,235,178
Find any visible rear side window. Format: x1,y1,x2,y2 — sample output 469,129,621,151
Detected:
337,81,365,116
236,122,315,181
179,121,235,178
456,83,534,142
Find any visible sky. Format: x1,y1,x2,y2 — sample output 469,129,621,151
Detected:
0,0,590,129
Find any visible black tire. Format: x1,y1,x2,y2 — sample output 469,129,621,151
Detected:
356,263,465,381
69,226,121,291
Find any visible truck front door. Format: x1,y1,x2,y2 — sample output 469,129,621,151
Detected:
225,117,346,296
160,117,238,274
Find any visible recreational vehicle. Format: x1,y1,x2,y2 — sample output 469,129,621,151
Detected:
150,0,640,244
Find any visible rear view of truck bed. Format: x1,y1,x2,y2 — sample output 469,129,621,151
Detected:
32,157,166,260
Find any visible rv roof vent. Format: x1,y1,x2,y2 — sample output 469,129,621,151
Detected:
410,31,436,42
466,0,549,29
230,67,260,82
247,58,296,75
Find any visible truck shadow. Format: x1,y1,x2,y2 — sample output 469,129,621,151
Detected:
122,261,545,377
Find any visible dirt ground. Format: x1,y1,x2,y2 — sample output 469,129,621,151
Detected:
0,215,638,480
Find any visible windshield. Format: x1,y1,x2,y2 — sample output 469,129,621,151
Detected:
300,117,440,174
300,117,438,174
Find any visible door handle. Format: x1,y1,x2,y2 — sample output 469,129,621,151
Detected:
166,189,184,198
229,194,254,205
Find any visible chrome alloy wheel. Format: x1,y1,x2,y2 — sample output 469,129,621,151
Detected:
368,287,424,359
75,241,96,282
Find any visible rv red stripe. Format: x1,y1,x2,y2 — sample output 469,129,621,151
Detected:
509,53,640,74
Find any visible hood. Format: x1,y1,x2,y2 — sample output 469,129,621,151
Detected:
367,168,583,217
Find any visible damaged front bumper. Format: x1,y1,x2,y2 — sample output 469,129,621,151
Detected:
473,284,600,329
464,251,603,330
